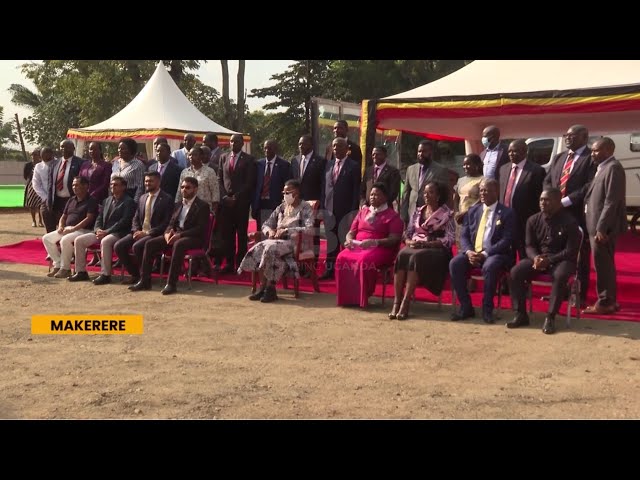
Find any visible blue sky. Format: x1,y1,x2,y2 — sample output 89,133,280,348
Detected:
0,60,293,148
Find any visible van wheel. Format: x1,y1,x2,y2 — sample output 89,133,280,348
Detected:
631,212,640,234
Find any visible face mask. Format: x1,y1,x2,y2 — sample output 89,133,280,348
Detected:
284,193,295,205
481,136,491,148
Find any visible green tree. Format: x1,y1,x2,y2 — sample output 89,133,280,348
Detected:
0,107,17,153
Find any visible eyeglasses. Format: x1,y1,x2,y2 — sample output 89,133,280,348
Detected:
180,185,194,189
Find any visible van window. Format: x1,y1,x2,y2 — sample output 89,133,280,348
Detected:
630,133,640,152
526,138,555,167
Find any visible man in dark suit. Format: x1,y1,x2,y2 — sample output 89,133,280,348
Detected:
499,139,546,260
508,188,580,334
147,142,183,199
400,140,450,224
449,179,516,323
480,125,509,181
326,119,363,179
320,137,361,280
130,177,211,295
583,137,627,315
543,124,596,304
114,171,173,285
360,145,401,208
252,139,292,231
218,133,257,273
70,176,136,284
203,132,222,174
49,139,84,227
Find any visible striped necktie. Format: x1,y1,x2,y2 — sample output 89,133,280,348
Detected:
559,152,575,197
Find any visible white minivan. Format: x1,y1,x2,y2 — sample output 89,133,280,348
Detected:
525,134,640,229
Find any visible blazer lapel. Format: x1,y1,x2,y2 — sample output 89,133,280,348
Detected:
515,163,531,190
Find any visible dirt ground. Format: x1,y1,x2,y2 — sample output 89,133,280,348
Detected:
1,209,639,419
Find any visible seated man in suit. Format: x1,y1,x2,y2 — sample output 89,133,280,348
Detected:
508,188,580,334
114,171,173,285
129,177,210,295
71,176,136,284
360,145,401,208
449,178,515,323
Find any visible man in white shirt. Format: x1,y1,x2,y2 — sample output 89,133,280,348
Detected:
171,133,197,169
32,147,57,232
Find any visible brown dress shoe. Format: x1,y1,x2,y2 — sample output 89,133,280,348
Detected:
582,304,616,315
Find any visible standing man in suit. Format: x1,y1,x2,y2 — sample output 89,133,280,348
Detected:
480,125,510,181
326,120,363,178
171,133,196,169
147,142,183,199
320,137,361,280
400,140,450,224
114,171,173,285
449,179,516,323
203,132,222,174
252,139,292,231
291,134,326,263
130,177,211,295
50,139,84,228
71,176,136,284
218,133,256,273
543,124,595,304
499,139,546,260
508,188,580,334
583,137,627,315
360,145,401,208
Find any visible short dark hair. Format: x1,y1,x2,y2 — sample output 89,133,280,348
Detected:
419,139,434,149
145,171,161,181
204,132,218,144
373,145,388,154
370,182,388,198
118,137,138,155
284,179,301,191
425,181,449,207
542,187,562,201
111,176,127,187
335,119,349,129
464,153,483,170
182,176,198,188
73,176,89,186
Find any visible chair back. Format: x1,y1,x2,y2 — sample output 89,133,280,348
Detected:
203,213,215,250
294,200,319,259
575,226,584,265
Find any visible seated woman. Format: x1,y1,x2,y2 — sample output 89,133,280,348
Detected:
238,179,314,303
391,181,455,320
336,183,404,308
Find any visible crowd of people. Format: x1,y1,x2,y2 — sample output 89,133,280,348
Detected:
27,122,627,334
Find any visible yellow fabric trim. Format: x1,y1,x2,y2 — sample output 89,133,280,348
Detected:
67,128,250,142
359,100,369,178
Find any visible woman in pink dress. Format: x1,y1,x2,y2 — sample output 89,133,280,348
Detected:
336,183,404,307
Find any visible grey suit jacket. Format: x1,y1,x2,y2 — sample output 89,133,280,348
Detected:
585,157,627,237
400,160,449,223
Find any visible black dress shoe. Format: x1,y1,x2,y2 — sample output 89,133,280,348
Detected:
506,313,530,329
93,274,111,285
68,271,90,282
318,271,334,281
161,284,177,295
249,288,266,301
260,286,278,303
121,276,140,285
482,312,496,324
450,308,476,321
542,315,556,334
129,280,151,291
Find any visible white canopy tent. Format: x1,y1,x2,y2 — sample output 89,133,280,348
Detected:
67,61,249,158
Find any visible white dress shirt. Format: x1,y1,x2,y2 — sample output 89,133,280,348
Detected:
178,197,195,229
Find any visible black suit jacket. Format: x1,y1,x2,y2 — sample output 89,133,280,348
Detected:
291,153,326,201
148,159,184,200
252,156,292,215
49,155,84,205
499,160,546,236
167,196,210,243
131,190,173,237
360,163,401,207
95,194,136,237
219,150,257,207
321,157,361,221
543,146,595,226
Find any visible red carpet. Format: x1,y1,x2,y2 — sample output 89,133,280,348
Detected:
2,228,639,322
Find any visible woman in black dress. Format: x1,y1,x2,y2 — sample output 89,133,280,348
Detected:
23,149,43,227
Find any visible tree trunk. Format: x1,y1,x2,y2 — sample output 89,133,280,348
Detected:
220,60,234,129
236,60,245,133
14,114,27,162
168,60,183,84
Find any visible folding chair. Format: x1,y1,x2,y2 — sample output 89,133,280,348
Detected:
527,226,584,328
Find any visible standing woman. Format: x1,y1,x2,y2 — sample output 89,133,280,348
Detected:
110,137,145,203
390,182,455,320
453,153,484,246
79,141,112,205
24,149,44,227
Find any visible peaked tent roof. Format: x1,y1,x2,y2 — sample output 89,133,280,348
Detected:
368,60,640,139
67,61,248,144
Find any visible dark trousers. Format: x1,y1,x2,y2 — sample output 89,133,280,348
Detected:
220,202,250,269
590,235,618,307
578,240,591,302
450,253,511,314
510,259,576,315
53,195,70,228
114,233,158,277
141,235,202,286
40,203,57,233
323,210,356,274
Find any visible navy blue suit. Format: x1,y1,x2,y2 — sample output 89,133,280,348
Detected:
449,201,516,315
252,156,292,230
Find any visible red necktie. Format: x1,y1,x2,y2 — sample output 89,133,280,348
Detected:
374,166,380,181
333,159,341,183
261,161,272,198
229,153,236,173
503,164,518,207
559,152,575,197
56,159,67,192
